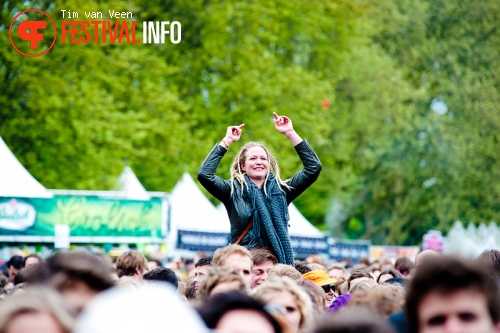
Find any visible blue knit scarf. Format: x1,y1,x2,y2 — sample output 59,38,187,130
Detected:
244,174,294,265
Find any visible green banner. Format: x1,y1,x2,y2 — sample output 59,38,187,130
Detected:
0,195,164,238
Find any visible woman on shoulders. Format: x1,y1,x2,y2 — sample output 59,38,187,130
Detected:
198,113,322,265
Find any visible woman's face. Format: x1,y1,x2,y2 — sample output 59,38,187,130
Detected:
266,290,301,332
241,147,269,182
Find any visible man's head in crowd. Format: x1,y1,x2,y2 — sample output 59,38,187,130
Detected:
250,247,278,288
147,259,163,271
0,286,75,333
198,290,282,333
6,255,23,283
39,251,115,315
23,254,43,268
213,245,253,287
115,250,148,279
143,267,179,289
406,255,500,333
197,266,247,302
347,269,373,290
193,256,212,294
395,257,414,277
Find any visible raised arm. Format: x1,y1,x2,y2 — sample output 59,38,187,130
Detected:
273,112,303,146
272,113,322,203
197,124,244,202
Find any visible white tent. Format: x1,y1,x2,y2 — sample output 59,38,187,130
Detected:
167,173,230,256
114,166,151,200
288,203,324,238
0,136,52,198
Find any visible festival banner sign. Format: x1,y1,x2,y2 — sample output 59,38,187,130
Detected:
0,196,164,241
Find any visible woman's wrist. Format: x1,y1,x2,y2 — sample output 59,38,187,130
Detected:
284,130,303,146
220,137,232,149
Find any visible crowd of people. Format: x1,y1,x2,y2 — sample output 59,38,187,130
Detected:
1,245,500,333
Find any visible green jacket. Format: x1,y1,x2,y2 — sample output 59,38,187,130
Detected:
197,140,322,247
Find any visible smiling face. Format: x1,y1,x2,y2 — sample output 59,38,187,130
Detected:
241,146,269,183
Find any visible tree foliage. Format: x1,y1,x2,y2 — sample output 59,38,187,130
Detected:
0,0,498,245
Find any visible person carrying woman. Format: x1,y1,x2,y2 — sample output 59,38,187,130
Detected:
198,112,322,265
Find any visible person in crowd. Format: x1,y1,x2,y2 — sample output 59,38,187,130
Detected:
213,244,253,287
347,269,374,290
0,275,12,296
394,257,414,277
307,263,327,272
268,264,303,282
198,290,283,333
0,286,75,333
333,276,347,295
295,262,312,275
476,249,500,280
115,250,148,280
377,268,403,284
327,293,352,314
116,276,142,289
303,269,337,309
13,264,40,286
37,251,116,315
306,254,327,267
296,278,327,313
143,266,179,289
327,264,348,279
252,277,313,333
315,306,395,333
348,284,406,318
198,112,322,265
22,254,42,268
349,278,378,293
193,256,212,296
369,263,382,280
5,256,23,283
406,255,500,333
184,258,195,273
197,266,247,302
380,259,394,271
146,259,162,271
250,247,278,288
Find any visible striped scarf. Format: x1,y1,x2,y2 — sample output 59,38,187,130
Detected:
244,174,294,265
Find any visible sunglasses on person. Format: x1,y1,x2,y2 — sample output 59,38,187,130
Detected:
321,284,336,293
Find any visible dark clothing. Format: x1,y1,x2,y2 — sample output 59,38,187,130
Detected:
387,311,410,333
198,140,321,251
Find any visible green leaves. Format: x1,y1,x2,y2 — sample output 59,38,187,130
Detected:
1,0,497,245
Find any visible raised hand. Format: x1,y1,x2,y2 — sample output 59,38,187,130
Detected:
273,112,294,134
224,124,245,144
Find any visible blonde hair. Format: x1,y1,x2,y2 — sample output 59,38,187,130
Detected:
230,142,290,196
197,266,246,301
251,277,313,332
0,286,75,333
348,284,406,318
212,244,253,268
267,264,303,282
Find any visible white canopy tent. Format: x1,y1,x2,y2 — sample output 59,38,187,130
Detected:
167,173,230,257
114,166,151,200
0,136,52,198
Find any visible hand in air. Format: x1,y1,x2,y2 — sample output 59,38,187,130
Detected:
224,124,245,144
273,112,293,134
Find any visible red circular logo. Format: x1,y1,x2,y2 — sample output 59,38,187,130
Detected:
9,9,57,57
